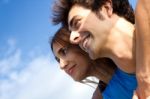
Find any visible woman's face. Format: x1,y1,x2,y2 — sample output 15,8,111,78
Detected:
52,42,93,81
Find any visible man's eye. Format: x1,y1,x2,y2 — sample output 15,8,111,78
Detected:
73,19,81,30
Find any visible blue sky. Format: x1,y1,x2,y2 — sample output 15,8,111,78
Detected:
0,0,137,99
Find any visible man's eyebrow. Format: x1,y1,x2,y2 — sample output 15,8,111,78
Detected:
69,15,78,28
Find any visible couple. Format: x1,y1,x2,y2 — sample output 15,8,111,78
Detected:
51,26,136,99
51,0,150,98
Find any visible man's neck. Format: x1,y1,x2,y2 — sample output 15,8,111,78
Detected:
110,17,134,57
105,17,136,73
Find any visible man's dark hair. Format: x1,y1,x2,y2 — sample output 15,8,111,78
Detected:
52,0,135,26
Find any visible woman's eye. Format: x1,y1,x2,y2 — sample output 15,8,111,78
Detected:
60,46,68,56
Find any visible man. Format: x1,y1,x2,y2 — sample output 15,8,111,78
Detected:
52,0,150,98
134,0,150,98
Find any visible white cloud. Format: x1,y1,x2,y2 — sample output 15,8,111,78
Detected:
14,57,95,99
0,49,21,77
0,38,96,99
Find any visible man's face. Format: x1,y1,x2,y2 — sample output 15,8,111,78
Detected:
68,5,112,59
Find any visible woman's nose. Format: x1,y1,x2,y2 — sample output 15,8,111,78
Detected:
59,58,68,70
70,31,81,44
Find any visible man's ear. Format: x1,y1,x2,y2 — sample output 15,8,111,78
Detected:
103,0,113,17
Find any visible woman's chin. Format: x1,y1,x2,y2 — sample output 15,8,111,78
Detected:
73,76,84,82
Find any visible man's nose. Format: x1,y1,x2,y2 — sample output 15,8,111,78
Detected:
59,58,68,70
70,31,81,44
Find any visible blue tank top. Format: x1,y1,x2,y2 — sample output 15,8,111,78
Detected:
102,68,137,99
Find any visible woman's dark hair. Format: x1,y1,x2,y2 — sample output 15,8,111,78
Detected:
99,80,107,92
51,26,71,52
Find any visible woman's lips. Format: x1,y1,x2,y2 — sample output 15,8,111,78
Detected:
68,65,76,76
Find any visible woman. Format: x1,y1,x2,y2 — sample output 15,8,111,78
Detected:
50,27,137,99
